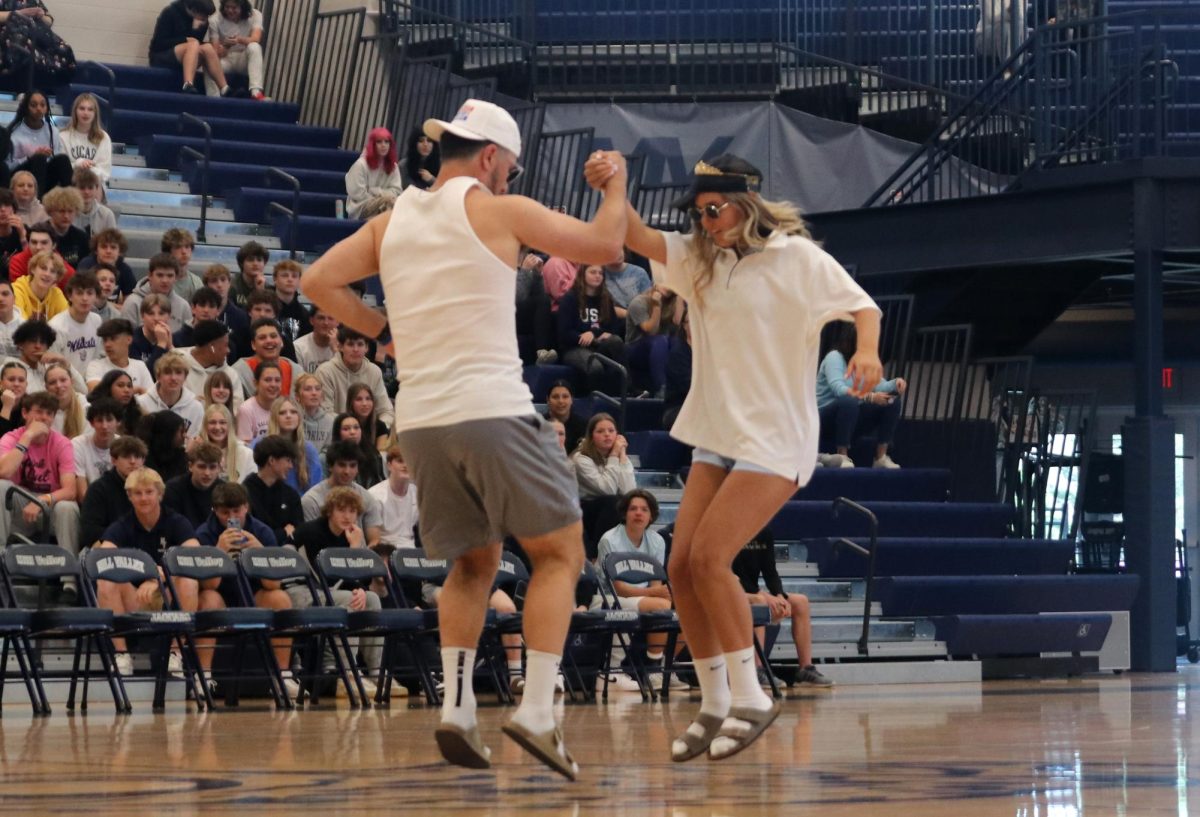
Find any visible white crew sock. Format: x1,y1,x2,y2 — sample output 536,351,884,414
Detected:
725,645,773,711
440,647,477,729
509,649,559,734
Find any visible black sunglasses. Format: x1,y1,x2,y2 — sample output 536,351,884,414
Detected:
687,201,732,221
507,163,525,184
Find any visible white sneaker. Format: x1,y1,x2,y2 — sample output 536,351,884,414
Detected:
873,454,900,469
648,671,689,691
359,677,378,700
818,453,855,468
535,349,558,365
167,651,183,675
113,652,134,676
280,671,301,700
613,673,642,692
555,674,565,692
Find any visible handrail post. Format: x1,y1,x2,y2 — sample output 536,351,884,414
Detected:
265,167,302,260
80,61,117,131
177,113,212,243
831,497,880,656
588,352,628,430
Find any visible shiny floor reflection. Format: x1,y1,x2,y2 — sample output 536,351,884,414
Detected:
0,666,1197,816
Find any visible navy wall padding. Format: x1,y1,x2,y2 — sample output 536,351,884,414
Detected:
811,538,1075,577
227,188,345,223
876,575,1141,616
186,162,349,198
140,135,358,173
768,501,1015,540
110,110,342,150
61,84,299,123
523,365,578,402
796,468,952,503
931,614,1112,655
626,430,691,471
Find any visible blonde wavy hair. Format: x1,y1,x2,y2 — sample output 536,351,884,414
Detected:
268,396,312,489
199,403,244,483
685,191,812,299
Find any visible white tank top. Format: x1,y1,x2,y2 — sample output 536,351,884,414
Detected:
379,176,534,432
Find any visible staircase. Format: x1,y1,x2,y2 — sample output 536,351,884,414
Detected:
62,63,364,260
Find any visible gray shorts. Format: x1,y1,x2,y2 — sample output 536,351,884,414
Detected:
397,415,581,560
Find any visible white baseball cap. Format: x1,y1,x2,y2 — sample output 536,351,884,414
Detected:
424,99,522,158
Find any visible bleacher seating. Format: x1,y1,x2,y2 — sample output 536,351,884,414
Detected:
876,575,1141,616
811,538,1076,578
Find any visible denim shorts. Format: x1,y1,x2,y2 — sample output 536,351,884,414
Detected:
691,447,776,476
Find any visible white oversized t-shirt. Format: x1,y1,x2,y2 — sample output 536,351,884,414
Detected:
652,231,878,483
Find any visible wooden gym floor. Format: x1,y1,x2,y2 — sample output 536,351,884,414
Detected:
0,666,1197,816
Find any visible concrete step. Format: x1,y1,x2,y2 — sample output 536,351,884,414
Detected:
775,578,853,600
109,175,189,193
112,203,238,223
106,188,219,208
113,154,150,170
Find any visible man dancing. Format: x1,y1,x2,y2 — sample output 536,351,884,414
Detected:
302,99,628,780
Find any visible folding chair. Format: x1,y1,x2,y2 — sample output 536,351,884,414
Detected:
0,544,128,714
236,548,359,707
81,548,204,711
314,547,432,706
491,552,527,693
600,551,781,701
161,546,290,710
0,583,48,715
561,561,641,703
388,548,513,705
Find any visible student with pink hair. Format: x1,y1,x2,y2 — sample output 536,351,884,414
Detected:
344,127,403,219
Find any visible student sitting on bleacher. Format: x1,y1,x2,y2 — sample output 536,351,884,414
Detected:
71,167,115,238
163,439,223,528
367,446,417,548
345,127,403,219
79,434,145,549
543,379,586,453
122,254,194,334
733,527,832,688
205,0,266,100
47,271,100,378
57,94,112,187
625,283,681,399
201,264,249,362
129,294,174,372
271,260,310,342
33,185,88,268
137,410,189,482
4,91,72,194
816,321,906,469
293,373,331,454
180,319,243,405
96,466,200,676
662,308,691,429
330,412,383,488
243,433,302,546
137,352,205,438
293,304,337,375
161,227,205,301
91,265,120,320
44,361,85,437
603,256,653,321
149,0,229,96
572,412,635,499
10,169,46,226
72,397,119,500
76,227,135,300
0,390,81,600
195,403,252,483
87,369,143,434
200,370,237,415
243,290,299,360
9,226,72,288
12,252,67,322
557,264,629,397
314,325,393,429
230,240,268,310
0,360,26,435
236,359,280,444
173,287,220,348
299,440,381,548
0,280,19,359
233,318,298,398
0,190,25,276
252,395,320,494
402,127,439,190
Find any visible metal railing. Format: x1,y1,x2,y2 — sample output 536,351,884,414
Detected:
177,113,213,243
296,7,366,133
265,168,301,259
829,498,879,656
78,62,117,131
256,0,320,108
526,128,594,218
633,183,690,233
867,7,1200,206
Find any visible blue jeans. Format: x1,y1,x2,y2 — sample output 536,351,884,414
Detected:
818,394,902,450
627,334,669,394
